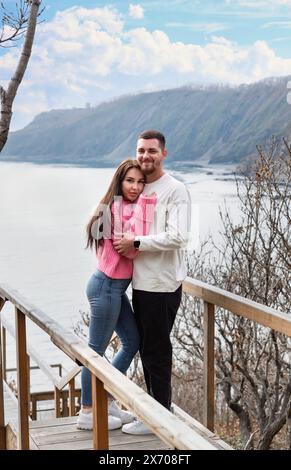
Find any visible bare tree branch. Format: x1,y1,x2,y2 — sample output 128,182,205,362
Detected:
173,140,291,448
0,0,42,152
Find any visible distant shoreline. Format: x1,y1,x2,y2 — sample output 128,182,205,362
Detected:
0,157,237,173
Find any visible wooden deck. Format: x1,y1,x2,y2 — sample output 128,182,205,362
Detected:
28,416,172,450
4,382,231,450
4,379,231,450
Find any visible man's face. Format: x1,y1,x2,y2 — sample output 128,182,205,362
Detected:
136,138,167,176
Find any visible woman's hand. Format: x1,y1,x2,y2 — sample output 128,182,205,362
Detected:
113,233,135,255
144,192,156,197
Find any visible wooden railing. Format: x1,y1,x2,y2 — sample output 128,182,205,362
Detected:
0,283,218,451
1,315,81,419
0,278,290,450
182,277,291,431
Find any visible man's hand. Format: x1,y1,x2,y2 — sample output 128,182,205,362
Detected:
113,233,135,255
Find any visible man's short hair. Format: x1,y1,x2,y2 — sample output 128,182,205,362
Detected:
138,130,166,150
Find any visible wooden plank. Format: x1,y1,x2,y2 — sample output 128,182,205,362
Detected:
92,374,108,449
62,392,69,417
38,439,170,451
28,411,231,451
54,387,61,418
38,439,95,451
27,354,31,419
1,326,7,382
30,416,77,428
111,440,171,450
31,429,93,446
31,395,37,421
57,365,81,391
36,433,170,451
203,301,215,432
15,307,30,449
68,378,76,416
2,316,61,388
30,428,161,447
30,423,159,444
183,277,291,337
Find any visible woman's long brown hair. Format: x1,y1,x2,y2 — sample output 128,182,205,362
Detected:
86,159,144,249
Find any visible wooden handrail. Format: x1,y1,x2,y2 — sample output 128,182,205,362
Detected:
182,276,291,432
1,315,81,391
183,277,291,334
2,315,81,420
2,279,289,450
0,284,218,450
2,316,60,388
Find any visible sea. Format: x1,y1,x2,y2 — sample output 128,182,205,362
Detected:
0,161,240,393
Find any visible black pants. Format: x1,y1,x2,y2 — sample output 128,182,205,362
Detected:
132,285,182,410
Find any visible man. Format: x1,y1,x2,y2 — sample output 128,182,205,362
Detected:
113,130,191,434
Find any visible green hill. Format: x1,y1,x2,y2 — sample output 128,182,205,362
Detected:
2,76,291,166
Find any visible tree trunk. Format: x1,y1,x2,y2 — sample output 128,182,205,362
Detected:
228,402,252,447
0,0,41,153
257,412,290,450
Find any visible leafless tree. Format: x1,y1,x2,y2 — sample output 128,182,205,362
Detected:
173,139,291,449
0,0,42,152
1,0,30,46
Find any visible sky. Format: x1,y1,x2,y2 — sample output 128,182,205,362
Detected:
1,0,291,130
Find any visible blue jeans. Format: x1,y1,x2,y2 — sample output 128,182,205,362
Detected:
81,270,140,406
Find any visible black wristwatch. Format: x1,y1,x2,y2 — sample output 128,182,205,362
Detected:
134,240,140,249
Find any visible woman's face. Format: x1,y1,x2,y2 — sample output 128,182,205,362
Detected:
122,167,145,202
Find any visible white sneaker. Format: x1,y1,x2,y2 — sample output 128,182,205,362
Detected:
76,410,122,431
122,419,153,435
108,400,135,424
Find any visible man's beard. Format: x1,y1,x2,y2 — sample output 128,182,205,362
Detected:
140,161,158,175
141,166,155,175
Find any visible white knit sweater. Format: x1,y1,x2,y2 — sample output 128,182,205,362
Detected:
133,173,191,292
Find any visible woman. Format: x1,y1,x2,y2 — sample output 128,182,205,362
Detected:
77,159,156,431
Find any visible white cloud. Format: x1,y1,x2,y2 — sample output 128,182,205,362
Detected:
128,4,144,19
166,22,229,33
263,21,291,29
225,0,291,7
2,5,291,130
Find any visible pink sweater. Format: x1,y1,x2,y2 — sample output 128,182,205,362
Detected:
97,194,157,279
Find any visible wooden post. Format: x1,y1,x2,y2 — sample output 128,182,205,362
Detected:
62,392,68,417
1,326,7,382
68,378,76,416
54,387,61,418
203,301,215,432
15,307,30,449
27,354,31,419
31,396,37,421
0,298,6,449
92,374,108,450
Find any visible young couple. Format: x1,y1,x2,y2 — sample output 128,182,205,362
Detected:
77,130,191,435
